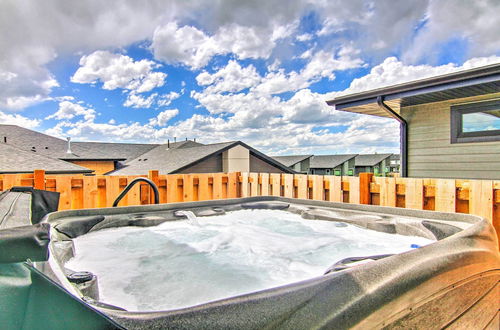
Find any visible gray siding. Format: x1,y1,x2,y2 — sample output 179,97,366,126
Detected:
177,154,222,173
250,154,284,173
401,93,500,180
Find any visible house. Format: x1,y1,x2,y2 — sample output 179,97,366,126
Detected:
309,154,357,176
0,125,126,174
0,143,92,175
327,63,500,179
109,140,294,175
272,155,312,174
389,154,401,173
354,154,393,176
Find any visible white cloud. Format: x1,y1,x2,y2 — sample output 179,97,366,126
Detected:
404,0,500,63
46,101,96,121
0,111,41,128
123,93,157,109
255,47,364,95
71,51,166,93
152,22,295,69
149,109,179,126
196,60,261,93
157,91,181,107
330,55,500,97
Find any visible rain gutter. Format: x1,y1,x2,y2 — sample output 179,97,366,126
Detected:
376,96,408,177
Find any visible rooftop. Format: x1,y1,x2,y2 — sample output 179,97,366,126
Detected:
326,63,500,117
272,155,312,167
355,154,393,167
0,143,92,174
309,154,357,169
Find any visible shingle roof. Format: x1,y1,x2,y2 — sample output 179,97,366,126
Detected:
0,143,93,174
310,154,357,169
272,155,312,167
109,140,294,175
0,125,124,160
108,141,235,175
73,141,159,162
354,154,393,167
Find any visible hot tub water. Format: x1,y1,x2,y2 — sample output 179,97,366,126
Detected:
65,209,434,311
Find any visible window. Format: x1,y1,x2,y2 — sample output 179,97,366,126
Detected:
451,100,500,143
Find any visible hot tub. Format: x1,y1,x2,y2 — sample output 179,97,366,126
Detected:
42,197,500,329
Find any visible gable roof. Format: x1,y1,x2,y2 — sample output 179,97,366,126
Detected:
272,155,312,167
354,154,393,167
310,154,357,169
326,63,500,118
73,141,159,162
0,125,125,161
0,143,93,174
108,140,294,175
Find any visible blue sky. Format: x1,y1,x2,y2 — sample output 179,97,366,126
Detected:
1,0,499,155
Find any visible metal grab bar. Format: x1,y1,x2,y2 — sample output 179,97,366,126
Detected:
112,177,159,207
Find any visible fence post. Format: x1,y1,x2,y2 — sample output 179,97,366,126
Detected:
34,169,45,189
359,173,373,204
148,170,159,204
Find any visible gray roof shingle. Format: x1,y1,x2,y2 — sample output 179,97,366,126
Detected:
73,141,159,162
310,154,358,169
0,125,125,160
109,140,294,175
108,141,235,175
0,143,92,174
272,155,312,167
355,153,393,167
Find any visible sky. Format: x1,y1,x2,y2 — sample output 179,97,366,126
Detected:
1,0,499,156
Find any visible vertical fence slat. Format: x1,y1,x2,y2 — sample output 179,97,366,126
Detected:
33,170,45,189
198,174,210,200
283,174,293,198
311,175,324,200
470,180,493,222
348,176,360,204
260,173,270,196
359,173,373,204
166,174,180,203
148,170,160,204
249,173,259,197
105,176,121,207
435,179,456,213
325,176,342,202
296,174,308,199
379,177,397,207
405,178,424,209
227,172,238,198
240,173,249,198
82,176,98,209
126,177,141,206
270,173,280,196
213,173,223,199
55,176,72,210
183,174,194,202
3,174,20,190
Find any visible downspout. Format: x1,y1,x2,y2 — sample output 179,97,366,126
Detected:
376,96,408,177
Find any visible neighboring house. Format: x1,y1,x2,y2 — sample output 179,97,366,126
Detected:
327,63,500,179
0,143,92,175
72,141,159,174
0,125,126,174
272,155,312,174
109,140,294,175
389,154,401,173
309,154,357,176
354,154,393,176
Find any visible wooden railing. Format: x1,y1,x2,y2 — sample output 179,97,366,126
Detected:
1,170,499,237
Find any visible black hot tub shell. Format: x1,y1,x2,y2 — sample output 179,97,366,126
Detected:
38,196,500,329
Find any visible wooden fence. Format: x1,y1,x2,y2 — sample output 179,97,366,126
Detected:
1,170,499,238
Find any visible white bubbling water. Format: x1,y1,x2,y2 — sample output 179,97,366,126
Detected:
65,209,434,311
